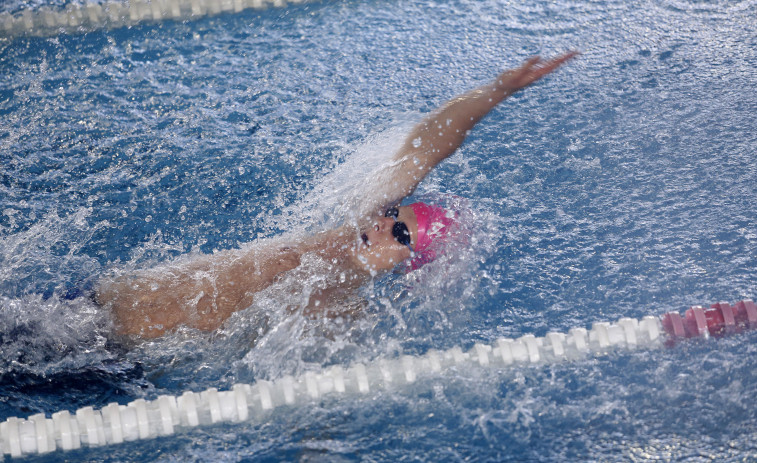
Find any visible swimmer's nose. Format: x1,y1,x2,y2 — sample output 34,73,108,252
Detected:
375,217,393,232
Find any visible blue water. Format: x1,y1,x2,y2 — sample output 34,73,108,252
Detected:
2,0,757,461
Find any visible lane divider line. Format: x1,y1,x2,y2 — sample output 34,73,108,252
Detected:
0,0,310,38
1,298,754,458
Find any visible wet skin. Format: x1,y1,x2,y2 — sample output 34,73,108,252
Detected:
96,206,420,338
94,53,578,339
355,205,418,273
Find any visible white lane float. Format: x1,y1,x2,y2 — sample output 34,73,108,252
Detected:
1,299,756,458
0,0,309,38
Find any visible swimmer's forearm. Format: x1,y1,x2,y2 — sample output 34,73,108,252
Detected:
381,83,507,202
407,52,578,166
403,80,511,165
388,52,578,200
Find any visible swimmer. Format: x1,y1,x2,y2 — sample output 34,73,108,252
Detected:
95,52,578,338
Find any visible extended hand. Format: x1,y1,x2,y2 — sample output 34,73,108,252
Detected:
496,51,579,95
381,51,578,211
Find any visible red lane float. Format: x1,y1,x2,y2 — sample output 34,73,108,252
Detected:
661,299,757,341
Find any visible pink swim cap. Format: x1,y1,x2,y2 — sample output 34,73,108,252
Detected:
408,202,457,269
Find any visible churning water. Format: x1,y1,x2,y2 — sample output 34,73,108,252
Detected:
1,0,756,461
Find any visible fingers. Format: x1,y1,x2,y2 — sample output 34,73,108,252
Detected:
541,51,579,72
528,51,578,74
524,56,542,67
496,51,578,93
504,56,542,84
521,51,578,82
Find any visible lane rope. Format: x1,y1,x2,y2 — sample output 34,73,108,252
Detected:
2,299,755,458
0,0,309,38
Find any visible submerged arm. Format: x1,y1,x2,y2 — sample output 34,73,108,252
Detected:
378,52,578,207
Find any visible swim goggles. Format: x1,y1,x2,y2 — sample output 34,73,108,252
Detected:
385,207,414,251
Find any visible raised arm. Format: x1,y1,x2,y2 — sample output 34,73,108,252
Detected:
378,52,578,207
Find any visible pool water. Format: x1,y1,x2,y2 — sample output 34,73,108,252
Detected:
1,0,757,461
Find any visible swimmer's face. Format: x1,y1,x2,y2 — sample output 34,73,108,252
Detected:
356,206,418,272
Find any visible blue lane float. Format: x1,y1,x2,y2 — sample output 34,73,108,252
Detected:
2,299,755,458
0,0,308,38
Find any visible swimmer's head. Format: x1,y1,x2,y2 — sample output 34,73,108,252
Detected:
406,202,457,270
355,202,457,273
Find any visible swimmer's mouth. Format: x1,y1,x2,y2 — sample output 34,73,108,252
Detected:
361,233,370,247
